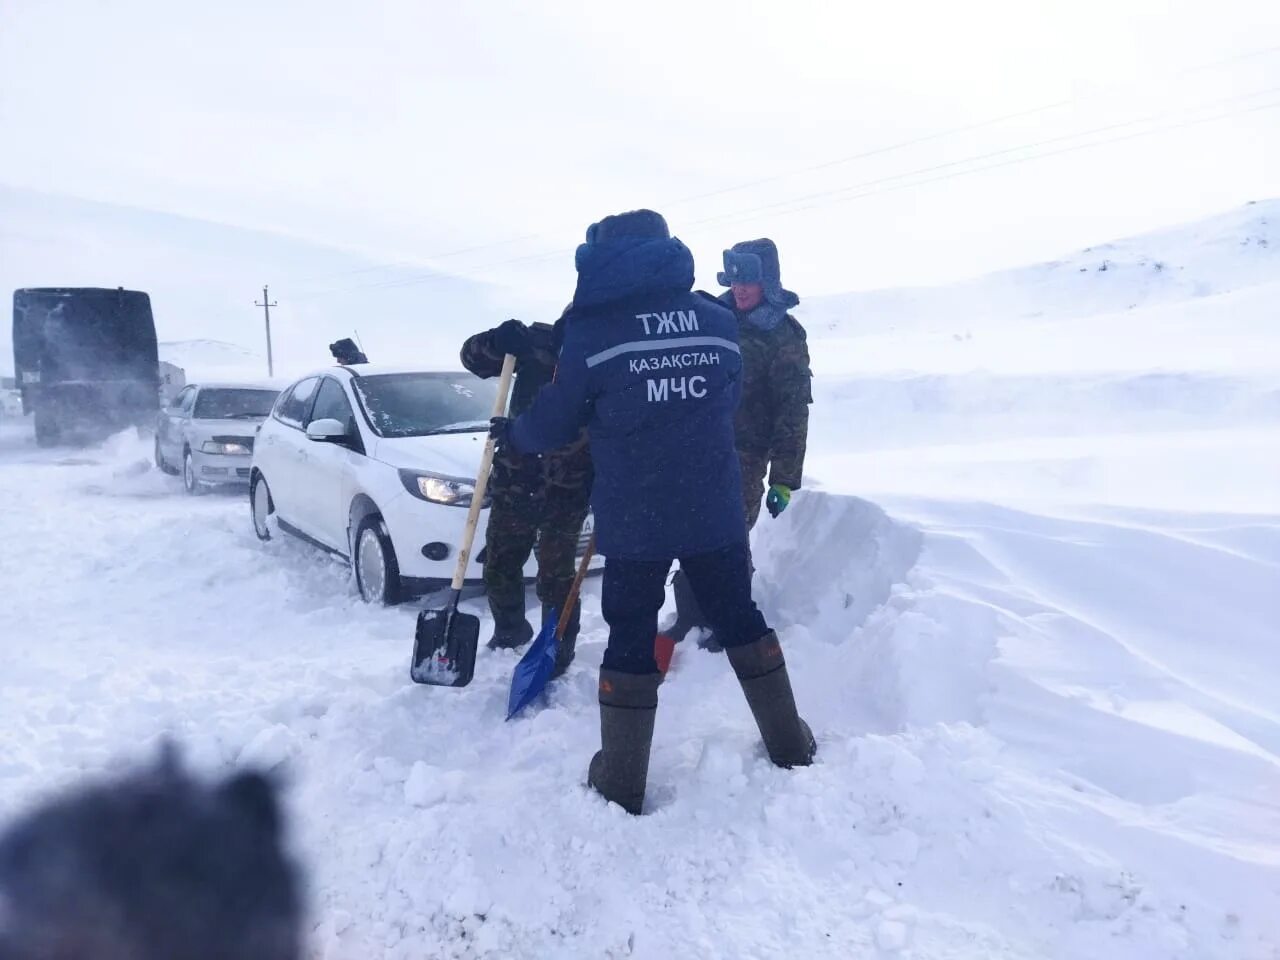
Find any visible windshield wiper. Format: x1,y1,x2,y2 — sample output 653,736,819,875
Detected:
420,420,490,435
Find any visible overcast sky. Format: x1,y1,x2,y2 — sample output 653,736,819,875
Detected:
3,0,1279,310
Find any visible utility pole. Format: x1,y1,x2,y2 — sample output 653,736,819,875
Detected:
254,285,277,377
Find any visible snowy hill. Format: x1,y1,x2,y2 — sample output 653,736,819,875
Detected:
799,199,1280,514
1,201,1277,958
800,199,1279,338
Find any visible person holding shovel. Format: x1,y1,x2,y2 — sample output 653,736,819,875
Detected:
667,237,812,651
489,209,815,815
460,312,593,677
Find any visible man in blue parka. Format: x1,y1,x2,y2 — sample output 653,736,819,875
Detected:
490,209,815,815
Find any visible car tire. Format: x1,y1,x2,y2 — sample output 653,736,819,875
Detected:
354,516,402,605
182,450,204,496
251,472,276,542
155,436,179,475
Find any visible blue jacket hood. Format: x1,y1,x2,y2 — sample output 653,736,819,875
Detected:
574,236,696,310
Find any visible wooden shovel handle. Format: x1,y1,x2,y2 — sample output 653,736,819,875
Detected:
555,533,596,640
450,354,516,592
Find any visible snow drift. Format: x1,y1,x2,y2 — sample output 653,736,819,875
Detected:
2,200,1278,958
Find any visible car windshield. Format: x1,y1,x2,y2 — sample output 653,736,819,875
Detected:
193,388,279,420
352,372,499,438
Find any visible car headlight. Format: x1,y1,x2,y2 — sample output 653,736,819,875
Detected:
399,470,491,508
202,440,251,455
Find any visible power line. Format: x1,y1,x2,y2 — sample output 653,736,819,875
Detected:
299,86,1280,299
286,41,1280,297
681,84,1280,230
663,41,1280,210
688,98,1280,233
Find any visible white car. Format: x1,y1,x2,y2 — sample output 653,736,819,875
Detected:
248,364,591,604
155,381,283,494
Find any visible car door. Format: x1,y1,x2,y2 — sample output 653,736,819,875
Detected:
162,386,196,462
253,386,296,519
298,376,365,552
263,377,320,530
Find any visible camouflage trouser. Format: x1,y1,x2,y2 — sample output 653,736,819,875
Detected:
739,449,771,531
483,441,592,621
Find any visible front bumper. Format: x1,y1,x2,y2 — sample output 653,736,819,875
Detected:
381,486,492,582
191,448,253,484
380,488,600,587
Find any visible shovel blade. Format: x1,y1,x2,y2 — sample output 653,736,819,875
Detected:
411,607,479,687
507,610,560,720
654,633,676,675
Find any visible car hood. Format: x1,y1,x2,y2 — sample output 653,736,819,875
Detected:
371,431,488,479
190,417,267,437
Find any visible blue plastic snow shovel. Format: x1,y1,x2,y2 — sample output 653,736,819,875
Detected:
507,534,596,719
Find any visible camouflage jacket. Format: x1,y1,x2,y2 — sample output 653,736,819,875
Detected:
459,322,590,483
459,323,559,418
725,296,813,490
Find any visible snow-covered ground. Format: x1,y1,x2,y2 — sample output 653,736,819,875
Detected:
2,202,1278,958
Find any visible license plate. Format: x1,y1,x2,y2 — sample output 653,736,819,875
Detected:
21,371,40,384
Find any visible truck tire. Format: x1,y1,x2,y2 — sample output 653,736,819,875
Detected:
33,409,60,448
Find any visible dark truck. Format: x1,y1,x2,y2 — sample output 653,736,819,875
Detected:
13,287,160,446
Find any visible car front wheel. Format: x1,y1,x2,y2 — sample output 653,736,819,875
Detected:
354,516,402,605
182,451,204,495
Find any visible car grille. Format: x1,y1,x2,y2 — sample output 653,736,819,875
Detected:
212,435,255,451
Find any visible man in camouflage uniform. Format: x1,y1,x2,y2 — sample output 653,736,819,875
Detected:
460,314,592,676
668,238,812,648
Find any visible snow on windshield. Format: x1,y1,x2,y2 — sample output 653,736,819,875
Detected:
352,373,497,438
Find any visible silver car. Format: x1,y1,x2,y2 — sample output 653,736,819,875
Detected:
155,381,282,494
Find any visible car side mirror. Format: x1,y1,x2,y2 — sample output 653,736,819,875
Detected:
306,418,348,443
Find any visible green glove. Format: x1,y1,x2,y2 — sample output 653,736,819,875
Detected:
765,484,792,519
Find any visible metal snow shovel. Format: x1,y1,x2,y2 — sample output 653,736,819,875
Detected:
507,534,596,719
410,353,516,687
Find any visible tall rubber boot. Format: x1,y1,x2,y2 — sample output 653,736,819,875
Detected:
726,632,816,768
548,601,581,679
587,670,661,815
488,606,533,650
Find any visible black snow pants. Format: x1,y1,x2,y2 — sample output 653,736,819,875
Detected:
601,541,769,674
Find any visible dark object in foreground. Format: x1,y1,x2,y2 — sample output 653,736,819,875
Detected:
410,353,516,687
0,746,301,960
